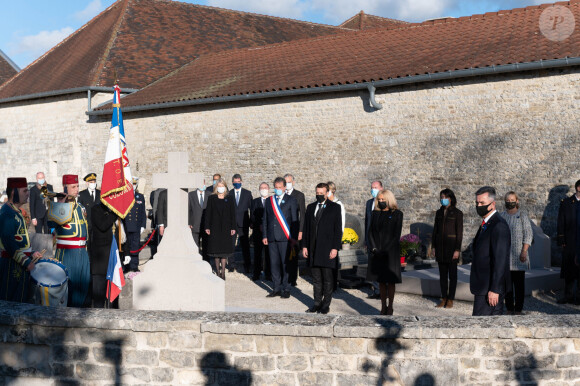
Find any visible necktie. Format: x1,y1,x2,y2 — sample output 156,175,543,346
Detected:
236,191,239,205
316,203,323,220
481,220,485,227
199,193,204,207
91,191,94,201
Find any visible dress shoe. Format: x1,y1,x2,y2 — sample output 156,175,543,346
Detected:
281,291,290,299
445,299,453,309
514,311,523,315
266,291,281,298
368,293,380,299
435,298,447,308
306,305,321,313
386,306,393,315
252,275,260,281
318,307,329,314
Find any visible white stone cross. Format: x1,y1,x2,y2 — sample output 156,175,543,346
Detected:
152,152,203,258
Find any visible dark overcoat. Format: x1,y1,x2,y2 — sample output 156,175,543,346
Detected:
302,200,343,269
557,196,580,280
205,194,236,255
432,206,464,263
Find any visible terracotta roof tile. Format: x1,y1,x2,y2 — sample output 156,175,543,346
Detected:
111,1,580,110
0,0,348,100
339,11,409,30
0,50,18,86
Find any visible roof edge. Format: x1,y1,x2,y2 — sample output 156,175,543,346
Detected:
0,49,20,72
87,57,580,116
0,86,138,105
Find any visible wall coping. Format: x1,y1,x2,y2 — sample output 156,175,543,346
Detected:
2,301,579,340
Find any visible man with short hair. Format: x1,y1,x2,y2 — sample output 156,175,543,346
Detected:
29,171,53,234
206,173,221,194
302,183,343,314
188,180,209,261
284,173,305,286
78,173,101,250
229,174,253,273
123,177,146,272
557,179,580,304
470,186,511,316
365,180,383,298
250,182,271,281
263,177,299,298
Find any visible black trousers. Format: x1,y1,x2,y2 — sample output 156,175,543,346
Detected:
126,231,141,271
438,262,458,300
268,241,289,292
34,216,49,234
473,294,505,316
311,267,334,309
253,233,270,277
287,245,299,285
505,270,525,312
232,231,251,269
564,278,580,301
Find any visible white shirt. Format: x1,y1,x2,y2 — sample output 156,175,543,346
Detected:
286,188,294,195
198,190,204,203
483,209,497,224
314,200,326,217
277,193,285,204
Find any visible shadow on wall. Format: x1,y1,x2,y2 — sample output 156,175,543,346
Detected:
200,351,252,386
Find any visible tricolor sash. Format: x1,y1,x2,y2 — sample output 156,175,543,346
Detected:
271,196,291,240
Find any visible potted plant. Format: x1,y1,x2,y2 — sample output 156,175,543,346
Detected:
341,228,359,250
399,233,421,267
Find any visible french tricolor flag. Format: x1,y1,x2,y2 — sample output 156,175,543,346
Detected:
106,235,125,302
100,84,135,218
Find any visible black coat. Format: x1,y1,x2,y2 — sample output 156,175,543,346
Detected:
303,200,342,269
470,212,511,296
78,189,101,232
262,194,299,242
123,192,146,232
250,197,267,239
205,194,236,255
432,206,464,263
367,209,403,284
289,189,306,233
228,188,253,236
29,184,53,220
90,203,118,276
188,189,208,233
557,195,580,280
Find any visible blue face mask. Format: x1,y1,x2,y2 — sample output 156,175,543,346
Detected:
199,185,206,191
441,198,450,206
275,189,283,196
213,180,217,185
233,182,242,189
371,188,379,198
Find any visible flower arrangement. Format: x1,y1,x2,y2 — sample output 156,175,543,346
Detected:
342,228,359,245
400,233,421,257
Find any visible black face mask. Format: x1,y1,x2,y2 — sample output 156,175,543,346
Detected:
476,203,491,217
378,201,387,210
505,202,517,210
316,195,325,203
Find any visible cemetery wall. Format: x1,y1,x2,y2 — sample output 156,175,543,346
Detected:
1,302,580,385
1,68,580,261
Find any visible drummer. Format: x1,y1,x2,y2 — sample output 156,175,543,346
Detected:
48,174,91,307
0,177,43,302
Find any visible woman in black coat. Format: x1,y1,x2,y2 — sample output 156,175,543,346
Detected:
431,188,463,309
367,189,403,315
204,179,236,280
90,202,119,308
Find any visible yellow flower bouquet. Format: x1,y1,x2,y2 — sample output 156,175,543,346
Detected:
342,228,359,245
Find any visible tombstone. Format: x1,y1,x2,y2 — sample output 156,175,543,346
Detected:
132,152,224,311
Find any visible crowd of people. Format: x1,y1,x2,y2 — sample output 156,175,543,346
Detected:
1,170,580,316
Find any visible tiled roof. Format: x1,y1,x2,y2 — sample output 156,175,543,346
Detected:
106,1,580,111
0,50,19,86
339,11,409,30
0,0,349,100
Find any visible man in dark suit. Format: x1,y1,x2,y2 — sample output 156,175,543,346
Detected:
122,177,146,272
188,182,209,261
29,171,53,234
284,173,305,286
262,177,299,298
250,182,271,281
148,188,166,257
229,174,253,273
302,183,343,314
78,173,101,256
365,180,383,298
556,179,580,304
206,173,221,194
470,186,511,316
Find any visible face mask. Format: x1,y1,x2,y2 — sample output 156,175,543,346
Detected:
316,194,325,203
89,182,96,190
217,186,226,194
37,179,45,185
275,189,283,196
132,184,137,191
371,188,379,198
505,202,517,210
233,182,242,189
327,191,333,198
441,198,450,206
378,201,388,210
199,185,206,191
286,182,293,191
476,203,491,217
260,189,269,197
213,180,218,186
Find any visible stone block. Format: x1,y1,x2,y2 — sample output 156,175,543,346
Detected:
92,345,122,363
124,350,159,366
284,336,327,353
210,369,253,385
0,325,33,344
174,369,207,385
159,350,196,368
399,339,436,358
195,351,233,369
358,357,381,373
79,328,136,346
32,326,75,345
250,372,296,386
277,355,309,371
168,331,202,349
514,354,556,370
481,340,531,357
367,338,404,357
151,367,174,383
256,335,284,354
556,353,580,368
143,332,168,348
520,369,563,381
120,366,151,383
312,355,357,371
460,358,481,369
297,372,335,386
75,363,116,380
233,355,275,371
485,359,512,371
336,373,382,386
0,343,50,375
51,363,74,378
333,315,418,339
391,359,458,385
204,333,255,352
327,337,366,354
550,340,569,353
52,345,89,362
439,340,476,356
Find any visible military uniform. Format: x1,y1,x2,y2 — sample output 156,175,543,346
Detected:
0,178,34,303
123,188,146,272
557,194,580,303
48,174,91,307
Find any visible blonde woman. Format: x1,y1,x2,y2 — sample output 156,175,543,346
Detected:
327,182,345,233
366,189,403,315
205,178,236,280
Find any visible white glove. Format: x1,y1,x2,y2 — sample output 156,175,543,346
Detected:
140,227,145,234
123,255,131,265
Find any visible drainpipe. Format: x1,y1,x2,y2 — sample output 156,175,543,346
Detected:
367,84,383,110
88,90,93,112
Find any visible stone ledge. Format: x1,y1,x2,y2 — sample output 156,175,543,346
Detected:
1,301,579,339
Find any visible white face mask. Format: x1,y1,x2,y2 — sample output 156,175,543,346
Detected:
217,186,226,194
286,182,293,191
88,182,96,190
260,189,269,197
327,191,332,198
133,184,137,191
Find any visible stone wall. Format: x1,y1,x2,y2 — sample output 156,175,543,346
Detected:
1,301,579,385
2,68,580,261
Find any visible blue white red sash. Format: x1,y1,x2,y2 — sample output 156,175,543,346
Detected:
271,196,290,240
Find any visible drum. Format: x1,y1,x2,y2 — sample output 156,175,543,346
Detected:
30,259,69,307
